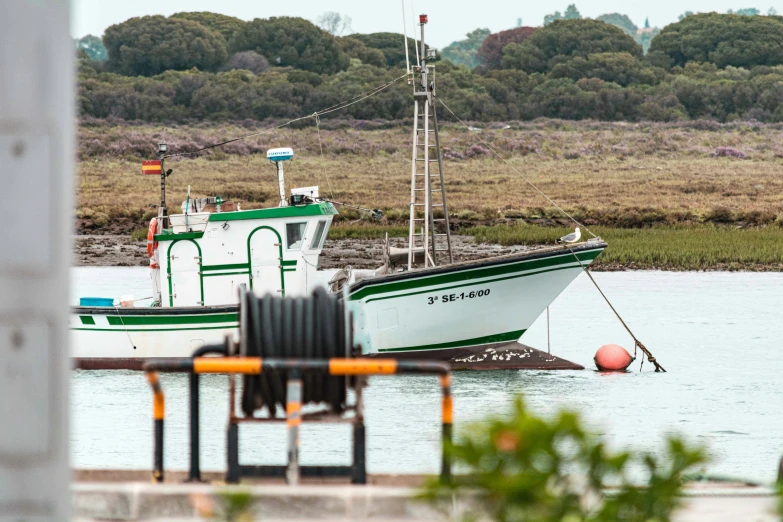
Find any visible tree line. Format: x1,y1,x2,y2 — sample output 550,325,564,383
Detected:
77,12,783,123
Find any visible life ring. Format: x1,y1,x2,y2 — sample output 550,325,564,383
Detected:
146,218,159,258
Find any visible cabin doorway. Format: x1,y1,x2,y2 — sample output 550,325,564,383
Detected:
249,227,284,296
169,240,203,306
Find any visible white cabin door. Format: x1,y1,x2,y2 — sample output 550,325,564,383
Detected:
249,227,284,296
169,240,202,306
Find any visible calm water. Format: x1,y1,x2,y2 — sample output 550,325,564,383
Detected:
71,268,783,482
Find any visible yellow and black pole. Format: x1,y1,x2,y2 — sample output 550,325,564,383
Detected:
286,369,303,485
439,373,453,482
146,371,165,483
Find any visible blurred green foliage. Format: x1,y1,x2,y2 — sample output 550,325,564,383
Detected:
422,396,707,522
75,35,107,61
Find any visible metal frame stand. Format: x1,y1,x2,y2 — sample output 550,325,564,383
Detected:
149,356,451,486
225,374,368,484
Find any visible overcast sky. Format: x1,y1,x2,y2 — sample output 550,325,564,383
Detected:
72,0,779,48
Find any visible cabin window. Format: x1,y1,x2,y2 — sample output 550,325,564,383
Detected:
310,221,327,250
286,222,307,250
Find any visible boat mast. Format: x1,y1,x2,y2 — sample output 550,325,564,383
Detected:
158,142,168,228
407,14,453,270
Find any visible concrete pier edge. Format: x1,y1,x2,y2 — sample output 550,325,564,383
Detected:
72,473,779,521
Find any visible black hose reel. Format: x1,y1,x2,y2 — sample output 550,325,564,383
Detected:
235,286,356,417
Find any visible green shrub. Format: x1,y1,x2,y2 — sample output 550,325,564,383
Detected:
422,396,706,522
130,228,148,242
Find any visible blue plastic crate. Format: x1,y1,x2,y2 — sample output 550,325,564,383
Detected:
79,297,115,307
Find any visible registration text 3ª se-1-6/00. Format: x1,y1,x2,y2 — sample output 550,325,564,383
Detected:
427,289,491,305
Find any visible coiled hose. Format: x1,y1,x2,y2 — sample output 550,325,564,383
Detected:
239,287,351,417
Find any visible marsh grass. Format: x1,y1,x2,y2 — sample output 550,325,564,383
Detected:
467,224,783,270
130,228,148,242
327,224,408,239
78,123,783,232
327,222,783,270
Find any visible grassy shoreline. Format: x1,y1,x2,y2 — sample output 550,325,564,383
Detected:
328,223,783,271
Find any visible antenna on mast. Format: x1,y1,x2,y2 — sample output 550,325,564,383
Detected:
267,147,294,207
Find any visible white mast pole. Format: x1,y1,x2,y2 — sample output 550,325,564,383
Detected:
0,0,72,519
277,162,288,207
409,0,421,66
401,0,412,77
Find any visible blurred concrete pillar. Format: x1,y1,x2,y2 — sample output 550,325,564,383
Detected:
0,0,73,520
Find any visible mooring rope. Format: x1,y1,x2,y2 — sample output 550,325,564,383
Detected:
566,246,666,372
436,97,598,239
112,305,136,351
435,95,664,371
314,113,336,200
163,73,409,159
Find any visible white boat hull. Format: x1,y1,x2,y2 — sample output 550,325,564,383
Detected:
70,243,605,368
70,307,238,368
348,243,604,354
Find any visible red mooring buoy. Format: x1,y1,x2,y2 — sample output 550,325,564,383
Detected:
594,344,634,371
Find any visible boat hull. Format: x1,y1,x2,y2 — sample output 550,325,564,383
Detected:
70,243,605,369
70,306,238,368
348,243,605,355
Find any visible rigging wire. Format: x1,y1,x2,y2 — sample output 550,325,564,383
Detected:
409,0,421,66
162,73,409,159
565,245,666,372
436,97,598,239
314,114,336,200
436,95,665,371
401,0,411,76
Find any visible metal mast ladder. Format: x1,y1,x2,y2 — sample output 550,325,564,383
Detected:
407,14,453,270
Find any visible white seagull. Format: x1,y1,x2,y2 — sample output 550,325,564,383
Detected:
557,227,581,244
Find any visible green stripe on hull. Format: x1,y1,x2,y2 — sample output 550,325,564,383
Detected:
378,329,526,352
105,313,238,326
202,263,249,272
366,263,581,304
202,271,249,277
155,231,204,241
351,248,602,302
79,315,96,325
72,324,237,333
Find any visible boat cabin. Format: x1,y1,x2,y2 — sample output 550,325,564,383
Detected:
153,198,338,307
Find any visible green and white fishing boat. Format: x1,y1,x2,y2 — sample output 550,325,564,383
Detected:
70,19,606,369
